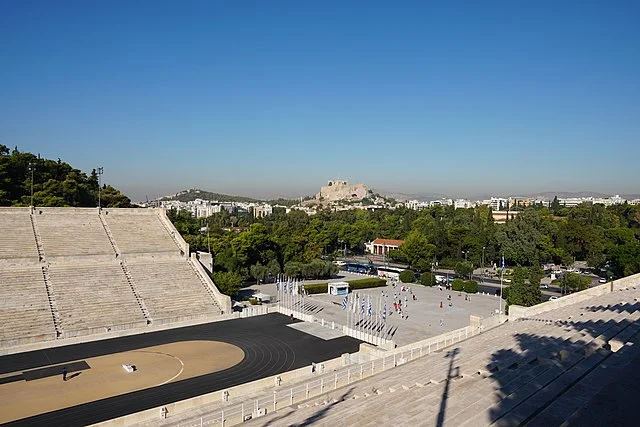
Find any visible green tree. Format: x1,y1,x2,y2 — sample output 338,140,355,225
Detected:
454,261,473,279
399,230,436,271
420,272,436,286
250,262,269,284
451,279,465,292
399,269,415,283
213,271,242,296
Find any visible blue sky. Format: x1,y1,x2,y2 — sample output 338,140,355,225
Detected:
1,1,639,200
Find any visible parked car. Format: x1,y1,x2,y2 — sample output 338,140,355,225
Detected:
540,284,549,289
598,277,607,283
549,296,559,300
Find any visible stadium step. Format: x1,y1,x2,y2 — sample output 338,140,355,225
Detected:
119,260,152,324
29,212,46,262
40,264,62,338
99,211,121,257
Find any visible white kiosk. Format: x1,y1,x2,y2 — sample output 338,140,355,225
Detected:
328,281,349,296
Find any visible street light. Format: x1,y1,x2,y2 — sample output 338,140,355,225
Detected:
482,246,486,283
97,167,104,208
28,162,35,207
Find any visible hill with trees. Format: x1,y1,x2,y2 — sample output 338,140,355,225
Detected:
161,188,300,207
0,145,131,207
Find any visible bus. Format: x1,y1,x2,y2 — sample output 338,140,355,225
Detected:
345,263,376,275
377,266,405,280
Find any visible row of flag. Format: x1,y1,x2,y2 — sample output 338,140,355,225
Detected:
275,275,305,295
341,293,386,321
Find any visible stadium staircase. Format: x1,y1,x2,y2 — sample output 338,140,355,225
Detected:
188,258,224,314
40,265,62,338
119,259,153,324
29,211,45,263
99,211,121,257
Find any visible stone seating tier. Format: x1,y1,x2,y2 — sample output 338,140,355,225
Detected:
0,267,54,340
36,213,114,258
0,213,39,260
126,260,221,320
47,264,145,331
104,213,180,255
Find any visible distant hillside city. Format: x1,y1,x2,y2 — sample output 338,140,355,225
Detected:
147,180,640,222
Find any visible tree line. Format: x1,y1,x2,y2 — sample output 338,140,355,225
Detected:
0,145,131,207
169,201,640,299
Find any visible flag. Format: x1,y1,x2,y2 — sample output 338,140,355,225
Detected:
361,297,365,314
367,297,372,317
501,255,505,273
342,294,348,310
289,280,293,294
276,277,280,292
301,283,305,295
383,303,386,320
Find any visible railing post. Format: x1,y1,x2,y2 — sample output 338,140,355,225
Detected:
347,369,351,384
273,391,277,412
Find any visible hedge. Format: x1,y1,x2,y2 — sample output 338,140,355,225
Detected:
420,272,436,286
451,279,465,292
302,278,387,295
399,270,415,283
463,280,478,294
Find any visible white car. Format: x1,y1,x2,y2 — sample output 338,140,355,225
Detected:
549,296,559,300
598,277,607,283
540,284,549,289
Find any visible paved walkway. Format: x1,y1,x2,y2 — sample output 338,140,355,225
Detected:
249,277,502,346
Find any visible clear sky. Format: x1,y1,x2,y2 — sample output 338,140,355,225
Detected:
1,1,639,201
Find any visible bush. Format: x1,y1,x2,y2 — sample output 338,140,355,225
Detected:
399,270,415,283
420,272,436,286
303,283,329,295
348,278,386,290
464,280,478,294
248,298,260,305
451,279,465,292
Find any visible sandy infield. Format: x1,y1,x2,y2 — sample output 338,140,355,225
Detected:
0,340,244,424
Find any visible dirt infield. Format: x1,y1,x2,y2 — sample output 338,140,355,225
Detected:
0,340,244,424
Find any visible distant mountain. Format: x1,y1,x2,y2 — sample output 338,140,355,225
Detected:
160,188,300,205
373,189,449,202
161,189,260,203
529,191,614,199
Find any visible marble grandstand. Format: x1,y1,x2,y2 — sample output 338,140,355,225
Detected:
0,207,230,349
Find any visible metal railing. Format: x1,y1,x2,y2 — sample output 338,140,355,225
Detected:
174,325,482,427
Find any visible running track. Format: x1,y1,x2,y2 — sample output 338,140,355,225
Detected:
0,314,361,426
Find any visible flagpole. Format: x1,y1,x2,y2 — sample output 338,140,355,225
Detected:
499,256,504,315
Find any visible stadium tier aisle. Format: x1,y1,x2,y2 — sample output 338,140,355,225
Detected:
35,209,115,258
126,259,222,320
213,285,638,427
0,208,39,262
47,263,146,334
0,266,55,342
104,210,181,255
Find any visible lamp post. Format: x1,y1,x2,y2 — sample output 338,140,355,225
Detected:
97,167,104,208
482,246,486,283
28,162,35,207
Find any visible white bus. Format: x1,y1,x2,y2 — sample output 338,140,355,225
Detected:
377,266,405,280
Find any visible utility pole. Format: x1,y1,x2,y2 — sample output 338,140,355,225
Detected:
97,167,104,208
28,162,35,206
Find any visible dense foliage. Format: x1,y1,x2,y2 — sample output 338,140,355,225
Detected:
0,145,130,207
399,269,415,283
169,201,640,294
